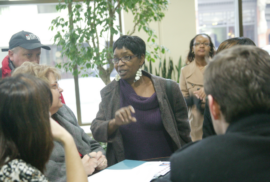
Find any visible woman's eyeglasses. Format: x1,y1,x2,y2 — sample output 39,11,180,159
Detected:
193,42,210,46
111,55,137,64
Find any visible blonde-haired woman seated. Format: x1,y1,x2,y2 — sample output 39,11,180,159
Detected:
12,62,107,182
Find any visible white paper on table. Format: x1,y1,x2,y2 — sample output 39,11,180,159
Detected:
88,161,170,182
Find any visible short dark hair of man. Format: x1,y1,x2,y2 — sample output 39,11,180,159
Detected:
216,37,256,54
204,45,270,123
113,35,146,58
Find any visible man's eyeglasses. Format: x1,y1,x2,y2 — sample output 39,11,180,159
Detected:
193,42,210,46
111,55,137,64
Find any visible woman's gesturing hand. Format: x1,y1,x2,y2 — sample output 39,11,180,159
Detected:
114,105,136,126
108,105,137,136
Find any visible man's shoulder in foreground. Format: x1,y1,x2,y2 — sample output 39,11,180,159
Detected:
170,116,270,182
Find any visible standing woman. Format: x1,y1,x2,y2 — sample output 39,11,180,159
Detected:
91,35,191,166
180,33,215,141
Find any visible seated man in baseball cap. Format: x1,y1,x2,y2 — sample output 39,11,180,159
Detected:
1,30,65,103
1,30,50,78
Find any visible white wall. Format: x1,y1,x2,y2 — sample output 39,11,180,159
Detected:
123,0,196,72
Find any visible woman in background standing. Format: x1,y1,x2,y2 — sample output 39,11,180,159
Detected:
180,33,215,141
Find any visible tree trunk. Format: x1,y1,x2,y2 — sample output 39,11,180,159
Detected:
68,2,82,124
99,70,111,85
73,65,82,124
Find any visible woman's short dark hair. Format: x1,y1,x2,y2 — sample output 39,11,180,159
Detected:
216,37,256,54
0,74,54,173
113,35,146,58
186,33,215,64
204,46,270,123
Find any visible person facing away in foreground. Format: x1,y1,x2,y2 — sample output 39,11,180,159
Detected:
12,62,107,182
203,37,256,138
180,33,215,142
0,74,87,182
157,46,270,182
91,35,191,166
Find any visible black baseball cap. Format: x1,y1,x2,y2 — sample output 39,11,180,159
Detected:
9,30,50,50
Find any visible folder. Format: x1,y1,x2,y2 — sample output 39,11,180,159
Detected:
88,160,170,182
106,159,146,170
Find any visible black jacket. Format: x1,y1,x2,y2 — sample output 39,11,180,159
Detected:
202,102,216,138
167,114,270,182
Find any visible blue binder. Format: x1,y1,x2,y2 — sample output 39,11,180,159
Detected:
107,160,146,170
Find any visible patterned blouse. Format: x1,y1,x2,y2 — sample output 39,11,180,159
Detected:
0,159,48,182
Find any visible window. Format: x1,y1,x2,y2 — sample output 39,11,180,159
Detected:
196,0,237,48
0,2,120,130
196,0,270,53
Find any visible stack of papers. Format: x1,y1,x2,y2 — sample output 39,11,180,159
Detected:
88,160,170,182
